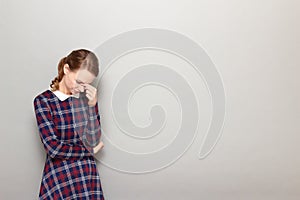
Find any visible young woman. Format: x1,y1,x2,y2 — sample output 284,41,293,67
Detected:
33,49,105,199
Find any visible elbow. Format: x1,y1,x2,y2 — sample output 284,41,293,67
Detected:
46,147,58,159
43,142,60,159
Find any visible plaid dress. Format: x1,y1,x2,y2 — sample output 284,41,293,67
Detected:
33,89,105,200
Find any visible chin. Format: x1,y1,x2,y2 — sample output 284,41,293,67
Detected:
70,89,77,94
72,89,81,95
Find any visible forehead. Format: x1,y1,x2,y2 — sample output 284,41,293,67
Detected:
75,69,95,84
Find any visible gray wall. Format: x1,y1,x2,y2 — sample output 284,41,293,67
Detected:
1,0,299,199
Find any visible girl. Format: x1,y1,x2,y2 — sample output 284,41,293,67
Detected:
33,49,105,199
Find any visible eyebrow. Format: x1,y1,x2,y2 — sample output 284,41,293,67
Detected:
76,79,84,84
76,79,93,84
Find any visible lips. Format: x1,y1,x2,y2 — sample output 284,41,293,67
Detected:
71,88,80,94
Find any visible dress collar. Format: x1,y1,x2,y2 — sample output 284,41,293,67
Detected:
48,87,80,101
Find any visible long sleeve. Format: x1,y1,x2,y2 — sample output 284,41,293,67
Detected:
33,96,93,160
82,102,102,148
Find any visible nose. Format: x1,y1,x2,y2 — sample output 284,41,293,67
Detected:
76,83,85,92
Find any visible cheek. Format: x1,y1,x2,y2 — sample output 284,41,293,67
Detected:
66,75,76,88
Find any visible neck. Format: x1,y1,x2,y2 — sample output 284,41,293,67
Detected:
58,78,72,95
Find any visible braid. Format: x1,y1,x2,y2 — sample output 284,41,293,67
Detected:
50,77,60,91
49,57,67,91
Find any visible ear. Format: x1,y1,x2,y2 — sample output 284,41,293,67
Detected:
63,64,70,75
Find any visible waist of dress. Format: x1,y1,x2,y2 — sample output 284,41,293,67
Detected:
47,155,95,162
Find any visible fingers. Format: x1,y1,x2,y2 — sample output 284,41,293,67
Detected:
85,92,93,100
94,141,104,154
79,85,85,92
82,83,97,100
98,141,104,148
85,89,96,100
98,141,104,151
82,83,97,93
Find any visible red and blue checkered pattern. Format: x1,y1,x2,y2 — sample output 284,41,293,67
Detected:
33,89,105,200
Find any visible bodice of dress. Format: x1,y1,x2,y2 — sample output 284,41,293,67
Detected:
34,88,101,159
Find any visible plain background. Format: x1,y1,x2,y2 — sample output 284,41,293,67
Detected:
1,0,299,199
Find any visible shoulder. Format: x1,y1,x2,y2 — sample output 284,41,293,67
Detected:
33,89,53,105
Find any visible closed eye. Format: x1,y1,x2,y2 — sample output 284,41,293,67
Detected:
76,80,84,84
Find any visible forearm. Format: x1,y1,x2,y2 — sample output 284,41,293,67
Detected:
83,102,102,147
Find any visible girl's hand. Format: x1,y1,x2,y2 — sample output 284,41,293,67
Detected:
93,141,104,154
82,83,98,107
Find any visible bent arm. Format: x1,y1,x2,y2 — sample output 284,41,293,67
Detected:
82,102,102,148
